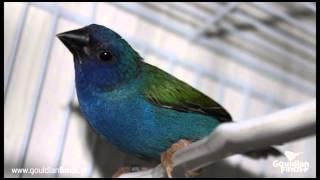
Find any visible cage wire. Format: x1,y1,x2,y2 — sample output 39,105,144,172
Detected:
4,2,316,178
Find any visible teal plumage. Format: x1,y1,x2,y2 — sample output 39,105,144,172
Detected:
75,60,224,159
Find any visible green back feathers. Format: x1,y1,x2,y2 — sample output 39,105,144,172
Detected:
141,63,232,123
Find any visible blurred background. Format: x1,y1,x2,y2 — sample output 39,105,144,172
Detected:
4,2,316,178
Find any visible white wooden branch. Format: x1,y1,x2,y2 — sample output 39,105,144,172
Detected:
119,99,316,178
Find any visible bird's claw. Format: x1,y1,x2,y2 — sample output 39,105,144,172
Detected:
112,165,149,178
161,139,191,178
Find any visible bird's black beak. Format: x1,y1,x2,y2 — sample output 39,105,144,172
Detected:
56,28,90,54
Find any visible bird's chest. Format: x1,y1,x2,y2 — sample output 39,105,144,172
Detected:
76,85,156,153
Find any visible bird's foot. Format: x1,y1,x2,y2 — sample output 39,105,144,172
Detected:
112,165,149,178
185,168,202,177
161,139,192,178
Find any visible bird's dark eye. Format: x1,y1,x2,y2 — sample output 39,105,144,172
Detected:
99,51,112,61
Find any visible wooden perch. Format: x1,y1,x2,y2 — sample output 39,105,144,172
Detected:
118,99,316,178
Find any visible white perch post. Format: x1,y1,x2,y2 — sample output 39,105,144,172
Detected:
119,99,316,178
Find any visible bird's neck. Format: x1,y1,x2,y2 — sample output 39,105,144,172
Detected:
74,60,143,101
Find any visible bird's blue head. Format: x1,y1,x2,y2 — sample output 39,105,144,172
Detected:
57,24,142,91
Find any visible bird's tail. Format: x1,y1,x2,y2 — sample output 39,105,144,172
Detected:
242,146,282,159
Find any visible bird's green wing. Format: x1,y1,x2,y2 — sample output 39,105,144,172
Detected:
141,63,232,123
